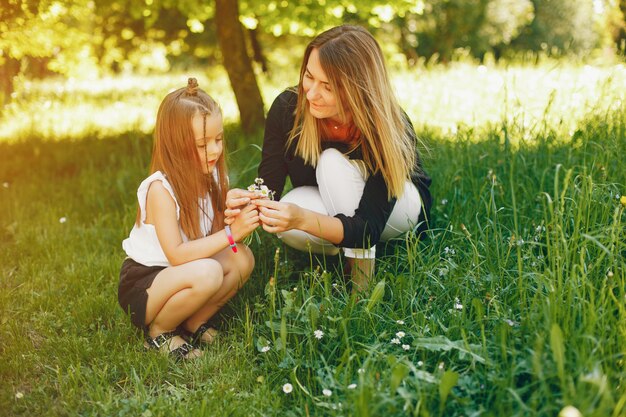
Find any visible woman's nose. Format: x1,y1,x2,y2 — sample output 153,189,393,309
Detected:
306,83,320,101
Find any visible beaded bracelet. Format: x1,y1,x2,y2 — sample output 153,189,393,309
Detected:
224,225,238,253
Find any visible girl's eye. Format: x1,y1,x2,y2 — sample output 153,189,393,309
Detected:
304,72,312,79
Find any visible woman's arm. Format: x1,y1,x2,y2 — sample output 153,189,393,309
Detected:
146,181,259,266
254,199,344,244
258,90,297,198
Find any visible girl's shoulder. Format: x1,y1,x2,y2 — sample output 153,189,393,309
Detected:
137,171,180,219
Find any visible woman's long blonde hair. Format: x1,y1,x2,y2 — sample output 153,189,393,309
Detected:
289,25,416,199
136,78,228,240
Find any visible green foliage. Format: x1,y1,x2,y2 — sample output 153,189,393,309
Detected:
1,65,625,417
511,0,605,57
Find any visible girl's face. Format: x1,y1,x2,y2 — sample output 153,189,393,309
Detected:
303,48,348,124
192,111,223,174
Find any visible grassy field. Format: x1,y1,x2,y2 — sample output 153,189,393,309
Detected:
1,63,625,417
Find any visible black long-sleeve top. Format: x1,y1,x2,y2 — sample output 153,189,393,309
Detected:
259,89,432,249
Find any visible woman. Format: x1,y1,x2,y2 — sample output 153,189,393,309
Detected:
229,25,431,291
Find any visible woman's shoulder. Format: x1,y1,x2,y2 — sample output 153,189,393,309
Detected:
272,88,298,107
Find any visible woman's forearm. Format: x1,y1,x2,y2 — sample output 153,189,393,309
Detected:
298,208,345,244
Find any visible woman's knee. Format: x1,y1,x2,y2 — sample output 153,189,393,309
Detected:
317,148,349,173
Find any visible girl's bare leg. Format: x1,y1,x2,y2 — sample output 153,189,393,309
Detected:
183,244,255,336
145,258,224,348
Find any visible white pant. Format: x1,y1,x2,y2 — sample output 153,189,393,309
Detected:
277,148,422,259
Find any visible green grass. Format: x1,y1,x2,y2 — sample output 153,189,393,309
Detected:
1,64,625,416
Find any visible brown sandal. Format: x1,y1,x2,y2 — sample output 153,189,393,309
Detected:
144,331,201,361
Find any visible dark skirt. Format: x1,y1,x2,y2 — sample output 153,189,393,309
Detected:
118,257,166,333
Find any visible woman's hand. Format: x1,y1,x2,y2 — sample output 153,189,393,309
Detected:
229,203,260,241
224,188,260,225
254,199,304,233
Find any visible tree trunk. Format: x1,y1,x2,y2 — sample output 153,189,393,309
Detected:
215,0,265,135
249,27,269,74
0,57,20,106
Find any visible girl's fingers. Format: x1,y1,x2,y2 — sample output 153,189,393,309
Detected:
228,197,250,208
225,207,241,215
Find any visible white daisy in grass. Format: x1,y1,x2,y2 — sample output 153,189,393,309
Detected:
396,320,405,325
282,383,293,394
260,346,270,353
347,383,357,389
314,329,324,340
322,389,332,397
391,338,401,345
559,406,583,417
402,344,410,351
395,331,405,339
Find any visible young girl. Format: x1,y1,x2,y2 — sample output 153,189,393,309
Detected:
118,78,259,360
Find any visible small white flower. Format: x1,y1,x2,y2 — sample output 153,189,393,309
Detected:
395,331,405,339
441,199,448,205
559,405,583,417
261,346,270,353
15,392,24,399
322,389,332,397
347,383,357,389
417,361,424,367
357,368,365,374
396,320,405,325
282,383,293,394
314,329,324,340
59,217,67,224
438,362,445,370
402,344,410,351
391,337,401,345
332,283,338,288
293,287,298,291
454,298,463,310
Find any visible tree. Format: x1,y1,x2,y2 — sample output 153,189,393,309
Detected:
215,0,265,135
397,0,533,63
513,0,599,56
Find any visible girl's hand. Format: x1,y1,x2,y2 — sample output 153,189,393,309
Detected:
224,188,260,225
254,199,304,234
229,203,260,241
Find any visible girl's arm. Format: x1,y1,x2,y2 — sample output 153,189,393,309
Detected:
146,181,259,266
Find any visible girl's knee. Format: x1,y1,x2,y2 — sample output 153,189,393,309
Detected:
191,259,224,295
238,244,255,279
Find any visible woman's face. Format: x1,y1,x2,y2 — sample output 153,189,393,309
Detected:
192,112,223,174
302,48,345,123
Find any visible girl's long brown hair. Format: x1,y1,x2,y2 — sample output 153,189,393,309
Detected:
288,25,418,199
136,78,228,240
